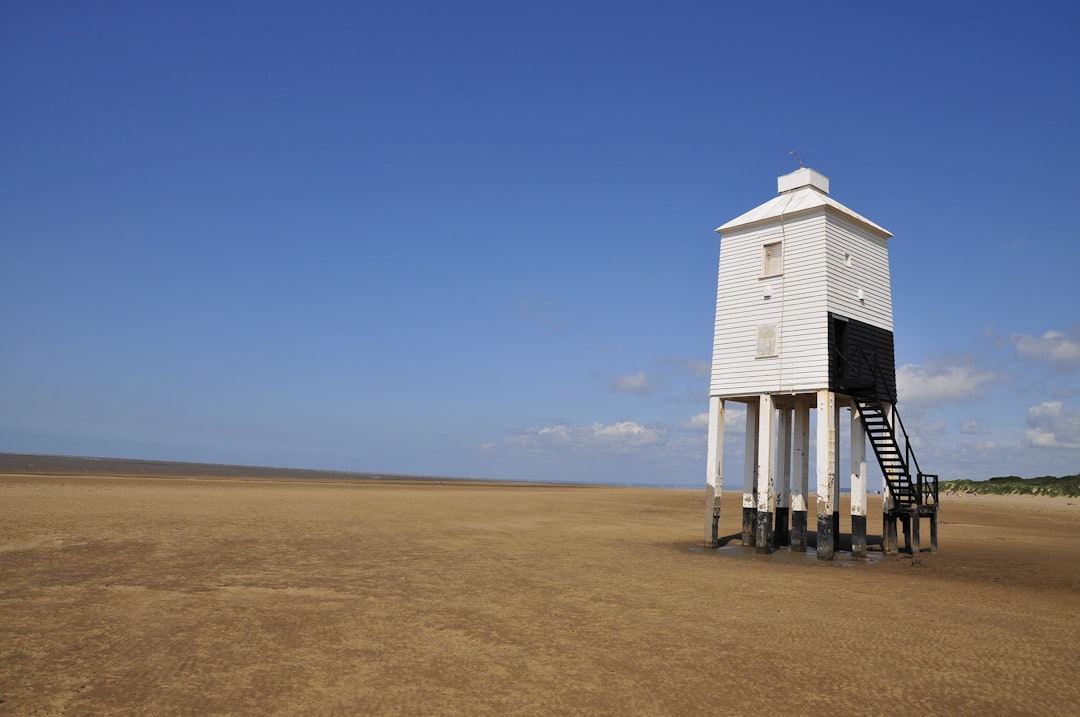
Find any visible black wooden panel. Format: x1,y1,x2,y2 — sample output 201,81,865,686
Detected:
827,312,897,402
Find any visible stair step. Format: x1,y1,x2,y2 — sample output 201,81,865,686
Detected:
856,398,936,508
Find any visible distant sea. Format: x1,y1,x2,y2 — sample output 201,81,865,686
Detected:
0,452,695,488
0,452,504,484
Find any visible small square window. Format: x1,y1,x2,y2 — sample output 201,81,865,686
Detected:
762,242,783,277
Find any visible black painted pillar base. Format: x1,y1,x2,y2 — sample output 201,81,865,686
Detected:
851,514,867,558
883,512,899,554
817,514,834,560
833,511,840,550
742,506,756,547
704,485,719,549
705,513,719,549
774,506,790,547
755,510,774,554
790,510,808,552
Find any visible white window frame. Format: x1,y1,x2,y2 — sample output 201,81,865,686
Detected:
762,241,783,278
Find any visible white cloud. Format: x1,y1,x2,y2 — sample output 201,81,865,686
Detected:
611,372,652,394
676,406,749,433
510,420,665,453
959,420,989,435
1025,401,1080,449
677,408,749,431
896,364,997,405
1011,330,1080,368
724,405,747,428
682,412,710,430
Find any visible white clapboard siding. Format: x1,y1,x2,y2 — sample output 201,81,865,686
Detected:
709,171,895,399
824,218,893,331
711,214,830,396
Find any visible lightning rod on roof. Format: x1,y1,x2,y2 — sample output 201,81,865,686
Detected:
789,150,804,168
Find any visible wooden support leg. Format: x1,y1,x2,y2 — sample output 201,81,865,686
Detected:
742,507,755,547
774,506,789,547
884,513,898,555
774,407,792,547
930,512,938,554
791,511,807,552
790,397,810,552
755,394,776,555
755,509,773,554
815,390,837,560
742,400,759,547
851,515,867,559
705,485,720,549
912,514,921,555
832,399,841,552
850,408,867,558
817,514,834,560
704,397,724,548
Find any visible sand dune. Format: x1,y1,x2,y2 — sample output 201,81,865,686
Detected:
1,472,1078,715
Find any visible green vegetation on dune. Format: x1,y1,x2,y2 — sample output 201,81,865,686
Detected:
940,473,1080,498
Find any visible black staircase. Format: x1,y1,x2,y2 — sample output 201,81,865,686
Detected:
837,346,939,553
852,395,938,510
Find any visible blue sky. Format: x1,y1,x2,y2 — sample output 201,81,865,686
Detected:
3,1,1078,487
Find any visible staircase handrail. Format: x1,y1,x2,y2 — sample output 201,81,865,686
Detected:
838,344,938,507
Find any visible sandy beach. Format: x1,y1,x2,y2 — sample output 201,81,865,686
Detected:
2,471,1078,716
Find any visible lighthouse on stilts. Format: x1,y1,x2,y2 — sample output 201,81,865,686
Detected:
703,167,938,559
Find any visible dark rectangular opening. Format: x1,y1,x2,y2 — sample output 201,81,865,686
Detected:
828,312,896,401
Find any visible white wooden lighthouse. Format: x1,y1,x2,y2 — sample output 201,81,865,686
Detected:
703,167,938,560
